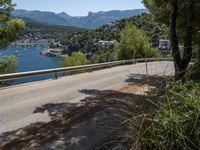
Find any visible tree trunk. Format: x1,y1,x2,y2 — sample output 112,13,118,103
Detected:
198,41,200,62
199,43,200,61
170,0,194,81
178,0,194,81
169,0,181,80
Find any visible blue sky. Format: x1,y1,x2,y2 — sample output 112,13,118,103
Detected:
13,0,145,16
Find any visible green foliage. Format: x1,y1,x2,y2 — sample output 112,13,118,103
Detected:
141,82,200,149
0,0,25,49
0,19,25,48
0,56,17,74
62,14,166,57
61,52,88,67
116,23,160,60
0,56,18,86
186,61,200,81
115,81,200,150
91,48,118,63
0,1,22,86
143,0,200,44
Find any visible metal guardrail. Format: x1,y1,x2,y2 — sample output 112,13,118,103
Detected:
0,58,173,82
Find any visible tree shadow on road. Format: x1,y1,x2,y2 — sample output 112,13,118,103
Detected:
125,74,172,91
0,74,172,150
33,102,76,119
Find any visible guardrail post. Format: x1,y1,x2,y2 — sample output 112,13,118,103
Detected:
55,72,58,79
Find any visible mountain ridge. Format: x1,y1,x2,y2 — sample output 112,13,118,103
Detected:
12,9,148,29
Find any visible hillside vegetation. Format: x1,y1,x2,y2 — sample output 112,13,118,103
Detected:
64,14,166,49
19,20,86,43
61,14,166,61
17,13,167,66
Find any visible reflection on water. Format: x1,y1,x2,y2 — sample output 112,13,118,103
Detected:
1,45,63,84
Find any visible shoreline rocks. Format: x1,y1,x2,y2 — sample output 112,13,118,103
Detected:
40,48,67,57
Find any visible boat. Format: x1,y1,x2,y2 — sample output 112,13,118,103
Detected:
16,54,23,57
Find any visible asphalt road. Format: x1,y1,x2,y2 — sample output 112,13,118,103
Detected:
0,61,174,134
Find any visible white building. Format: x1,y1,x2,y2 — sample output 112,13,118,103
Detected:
93,40,117,49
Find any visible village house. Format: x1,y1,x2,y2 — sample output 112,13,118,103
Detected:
93,40,117,49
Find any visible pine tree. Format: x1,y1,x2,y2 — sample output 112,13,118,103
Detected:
143,0,200,81
0,0,25,49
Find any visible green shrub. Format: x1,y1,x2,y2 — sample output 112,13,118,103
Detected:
0,56,18,86
91,48,118,63
116,23,160,60
61,52,88,67
0,56,18,74
146,82,200,149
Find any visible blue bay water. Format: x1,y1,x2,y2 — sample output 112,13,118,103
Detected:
0,45,63,84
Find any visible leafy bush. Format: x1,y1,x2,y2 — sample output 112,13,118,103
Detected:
91,48,118,63
0,56,18,74
0,56,18,86
61,52,88,67
116,23,160,60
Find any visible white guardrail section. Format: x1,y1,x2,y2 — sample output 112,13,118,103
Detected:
0,58,173,82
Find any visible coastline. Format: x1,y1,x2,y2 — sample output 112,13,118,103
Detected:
40,48,68,58
12,43,51,46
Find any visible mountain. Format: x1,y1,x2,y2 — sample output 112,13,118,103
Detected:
12,9,148,29
12,10,73,26
57,12,73,20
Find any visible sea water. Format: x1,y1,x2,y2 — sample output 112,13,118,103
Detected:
0,45,63,84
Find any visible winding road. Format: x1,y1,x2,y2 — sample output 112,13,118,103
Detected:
0,61,174,134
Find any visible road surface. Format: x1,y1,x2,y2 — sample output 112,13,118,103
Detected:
0,61,174,134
